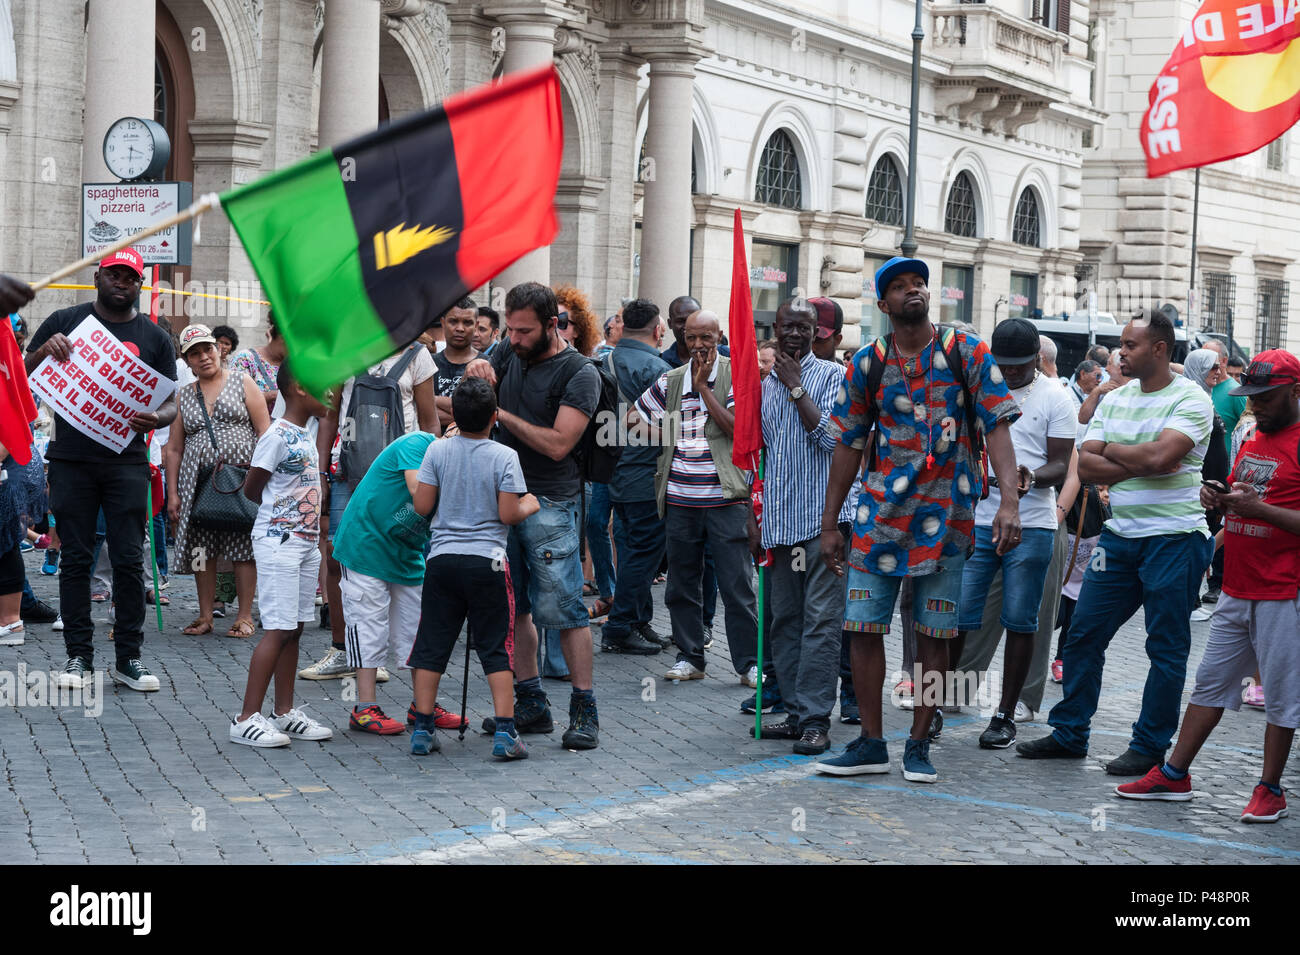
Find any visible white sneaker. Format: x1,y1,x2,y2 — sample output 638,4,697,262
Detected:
376,667,390,683
273,706,333,741
742,665,759,688
1013,701,1035,723
52,615,63,632
0,622,25,646
665,660,704,682
1190,606,1215,622
230,712,291,748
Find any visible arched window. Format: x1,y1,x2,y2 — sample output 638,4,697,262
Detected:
944,172,978,238
1013,188,1042,247
866,156,904,226
754,130,802,209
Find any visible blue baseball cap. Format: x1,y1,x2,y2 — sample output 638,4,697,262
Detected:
873,257,929,298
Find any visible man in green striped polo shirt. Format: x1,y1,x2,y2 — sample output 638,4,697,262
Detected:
1019,309,1215,776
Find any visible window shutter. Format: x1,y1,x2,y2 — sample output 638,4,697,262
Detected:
1056,0,1071,34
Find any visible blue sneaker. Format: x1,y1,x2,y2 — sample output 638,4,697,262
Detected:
41,549,60,575
902,737,938,783
18,540,33,553
410,728,440,755
815,736,889,776
492,729,529,760
740,685,785,714
839,693,860,725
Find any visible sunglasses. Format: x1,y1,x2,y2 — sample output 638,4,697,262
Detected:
1240,372,1298,388
556,310,570,330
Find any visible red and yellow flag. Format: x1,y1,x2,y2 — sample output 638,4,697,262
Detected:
1144,0,1300,176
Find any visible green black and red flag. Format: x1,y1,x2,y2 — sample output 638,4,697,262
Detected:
219,65,563,395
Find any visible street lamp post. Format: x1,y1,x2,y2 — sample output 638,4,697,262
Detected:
901,0,924,258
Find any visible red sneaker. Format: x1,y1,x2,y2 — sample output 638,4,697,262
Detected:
406,702,468,730
1115,765,1193,801
1050,659,1063,684
349,705,405,735
1242,784,1288,823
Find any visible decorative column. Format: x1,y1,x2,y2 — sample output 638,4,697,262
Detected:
318,0,381,149
482,5,574,292
636,53,699,312
82,0,155,182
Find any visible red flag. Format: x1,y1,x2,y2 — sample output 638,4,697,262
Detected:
729,209,762,470
0,318,35,465
1144,6,1300,176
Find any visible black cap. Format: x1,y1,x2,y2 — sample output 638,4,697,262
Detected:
991,318,1040,365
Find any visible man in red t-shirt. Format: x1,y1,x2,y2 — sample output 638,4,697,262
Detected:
1116,349,1300,823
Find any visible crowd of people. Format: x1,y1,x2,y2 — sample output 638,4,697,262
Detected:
1,248,1296,825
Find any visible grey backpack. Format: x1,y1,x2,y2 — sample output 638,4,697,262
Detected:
338,346,420,487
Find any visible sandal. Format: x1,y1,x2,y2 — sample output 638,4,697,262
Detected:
587,597,614,622
183,617,213,635
226,618,256,639
146,589,169,606
582,581,598,597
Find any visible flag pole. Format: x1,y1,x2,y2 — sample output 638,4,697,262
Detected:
29,193,222,293
754,449,766,739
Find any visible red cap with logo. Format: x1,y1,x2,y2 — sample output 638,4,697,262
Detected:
809,297,842,340
98,247,145,278
1229,349,1300,396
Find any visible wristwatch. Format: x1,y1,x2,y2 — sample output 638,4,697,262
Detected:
788,386,806,401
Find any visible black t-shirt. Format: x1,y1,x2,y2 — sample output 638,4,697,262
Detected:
26,303,178,464
492,344,600,499
433,349,474,397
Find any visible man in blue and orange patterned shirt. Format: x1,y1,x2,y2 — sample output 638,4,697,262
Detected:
815,256,1023,784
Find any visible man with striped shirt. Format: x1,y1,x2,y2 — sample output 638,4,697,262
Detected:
635,309,758,683
747,298,855,755
1020,309,1215,776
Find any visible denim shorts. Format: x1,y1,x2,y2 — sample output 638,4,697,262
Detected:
958,525,1056,634
505,496,589,630
328,477,352,543
843,550,965,639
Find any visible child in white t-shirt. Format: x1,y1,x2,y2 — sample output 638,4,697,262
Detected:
231,363,333,748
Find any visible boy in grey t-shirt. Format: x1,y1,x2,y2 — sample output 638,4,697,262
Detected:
410,378,538,759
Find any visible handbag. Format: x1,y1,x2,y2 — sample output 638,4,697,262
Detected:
190,380,259,533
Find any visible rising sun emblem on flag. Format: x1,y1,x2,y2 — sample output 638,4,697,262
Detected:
373,222,457,270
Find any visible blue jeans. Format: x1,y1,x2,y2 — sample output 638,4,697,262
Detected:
602,499,665,641
506,496,588,630
585,482,619,599
1048,529,1214,756
958,525,1055,633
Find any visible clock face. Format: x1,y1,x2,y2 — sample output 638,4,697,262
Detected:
103,118,157,180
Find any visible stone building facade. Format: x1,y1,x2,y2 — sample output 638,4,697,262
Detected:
4,0,1287,354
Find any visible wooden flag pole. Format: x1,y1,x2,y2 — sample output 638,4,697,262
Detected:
29,193,222,293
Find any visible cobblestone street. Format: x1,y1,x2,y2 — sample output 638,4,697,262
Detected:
3,551,1297,865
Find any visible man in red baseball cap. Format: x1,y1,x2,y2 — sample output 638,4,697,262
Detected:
24,246,178,694
1118,348,1300,823
809,297,843,362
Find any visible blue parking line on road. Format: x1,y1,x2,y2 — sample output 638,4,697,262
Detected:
810,777,1300,860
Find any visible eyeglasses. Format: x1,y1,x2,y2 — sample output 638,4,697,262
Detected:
556,310,570,330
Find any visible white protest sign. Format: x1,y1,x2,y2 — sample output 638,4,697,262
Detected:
29,316,177,453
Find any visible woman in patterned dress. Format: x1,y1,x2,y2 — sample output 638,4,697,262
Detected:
230,313,286,415
166,325,271,636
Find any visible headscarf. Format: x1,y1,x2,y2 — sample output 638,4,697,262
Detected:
1182,349,1218,394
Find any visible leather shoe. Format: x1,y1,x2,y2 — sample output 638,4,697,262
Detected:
635,622,672,650
601,630,661,655
753,717,800,740
1016,733,1086,759
1105,746,1160,777
793,727,830,755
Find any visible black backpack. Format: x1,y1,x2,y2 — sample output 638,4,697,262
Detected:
860,324,982,474
544,348,622,484
338,345,421,487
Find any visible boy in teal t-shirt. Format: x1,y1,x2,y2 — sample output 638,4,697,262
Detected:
332,430,437,734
